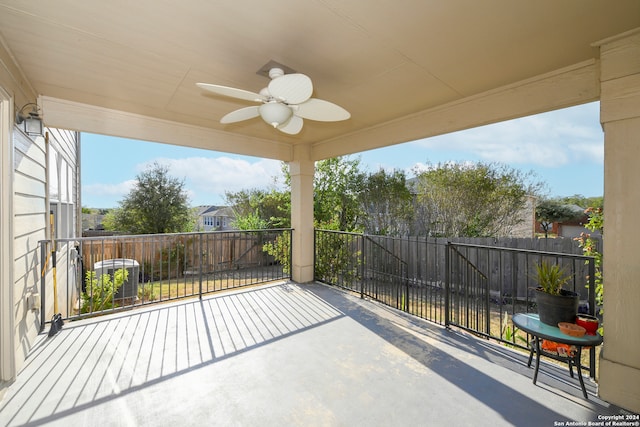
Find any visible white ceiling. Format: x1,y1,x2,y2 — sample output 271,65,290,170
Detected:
1,0,639,161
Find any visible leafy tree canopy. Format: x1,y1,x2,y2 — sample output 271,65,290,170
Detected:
413,161,542,237
225,188,290,230
557,194,603,209
228,157,545,238
535,199,582,224
313,156,365,231
357,168,413,235
103,162,194,234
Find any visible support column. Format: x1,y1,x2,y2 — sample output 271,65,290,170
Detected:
596,28,640,413
0,89,15,384
289,144,315,283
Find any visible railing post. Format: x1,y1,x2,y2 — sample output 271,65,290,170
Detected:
360,234,365,299
587,257,596,316
404,262,409,312
445,242,450,328
289,229,293,281
401,238,407,312
484,273,490,335
588,256,597,378
198,232,203,300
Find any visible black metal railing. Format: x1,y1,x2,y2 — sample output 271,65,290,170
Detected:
314,229,363,294
39,229,292,324
315,231,448,325
363,236,409,311
447,242,597,377
446,244,491,336
315,230,598,377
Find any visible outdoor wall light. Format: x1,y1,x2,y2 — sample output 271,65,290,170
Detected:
16,102,44,137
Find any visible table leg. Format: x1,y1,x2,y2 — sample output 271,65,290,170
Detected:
568,358,574,378
527,339,534,368
575,346,588,399
533,337,541,385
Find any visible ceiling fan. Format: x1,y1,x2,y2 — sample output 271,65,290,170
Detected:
197,67,350,135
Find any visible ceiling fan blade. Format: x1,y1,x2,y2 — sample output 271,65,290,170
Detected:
268,73,313,105
220,106,260,124
196,83,264,102
278,115,304,135
295,98,351,122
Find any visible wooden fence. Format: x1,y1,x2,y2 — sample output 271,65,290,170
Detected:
363,235,597,301
80,231,279,281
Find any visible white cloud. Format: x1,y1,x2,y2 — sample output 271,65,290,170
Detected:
412,103,603,167
140,156,284,205
83,179,136,200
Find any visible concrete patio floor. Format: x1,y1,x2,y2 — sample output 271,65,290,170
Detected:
0,282,628,426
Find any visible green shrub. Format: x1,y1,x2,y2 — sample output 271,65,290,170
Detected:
138,283,157,302
81,268,128,313
263,231,291,274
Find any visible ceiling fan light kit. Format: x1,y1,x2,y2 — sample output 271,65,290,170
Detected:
197,67,350,135
259,102,292,128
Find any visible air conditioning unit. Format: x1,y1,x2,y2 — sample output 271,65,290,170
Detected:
93,258,140,301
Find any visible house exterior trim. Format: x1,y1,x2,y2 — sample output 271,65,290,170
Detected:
39,97,293,163
0,87,15,384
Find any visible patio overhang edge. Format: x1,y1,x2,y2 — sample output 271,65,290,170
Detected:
39,96,294,162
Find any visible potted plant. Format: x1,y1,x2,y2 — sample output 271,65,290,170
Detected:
533,261,579,326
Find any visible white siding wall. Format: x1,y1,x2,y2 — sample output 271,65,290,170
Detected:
12,127,79,373
12,130,46,371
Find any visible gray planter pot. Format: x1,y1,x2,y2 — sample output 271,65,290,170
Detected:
534,288,579,326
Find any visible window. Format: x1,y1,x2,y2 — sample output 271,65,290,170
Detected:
49,151,75,239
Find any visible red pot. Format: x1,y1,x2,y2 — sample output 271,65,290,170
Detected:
576,314,599,335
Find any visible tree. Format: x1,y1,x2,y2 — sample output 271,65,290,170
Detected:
535,199,581,238
558,194,603,209
225,188,290,230
413,161,542,237
357,168,413,236
105,162,194,234
313,156,365,231
227,156,366,232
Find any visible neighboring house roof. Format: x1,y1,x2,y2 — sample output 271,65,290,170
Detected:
196,205,234,217
195,205,219,215
549,204,588,226
209,206,235,217
566,204,587,215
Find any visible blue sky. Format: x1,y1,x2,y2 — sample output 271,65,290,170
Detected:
81,102,603,209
